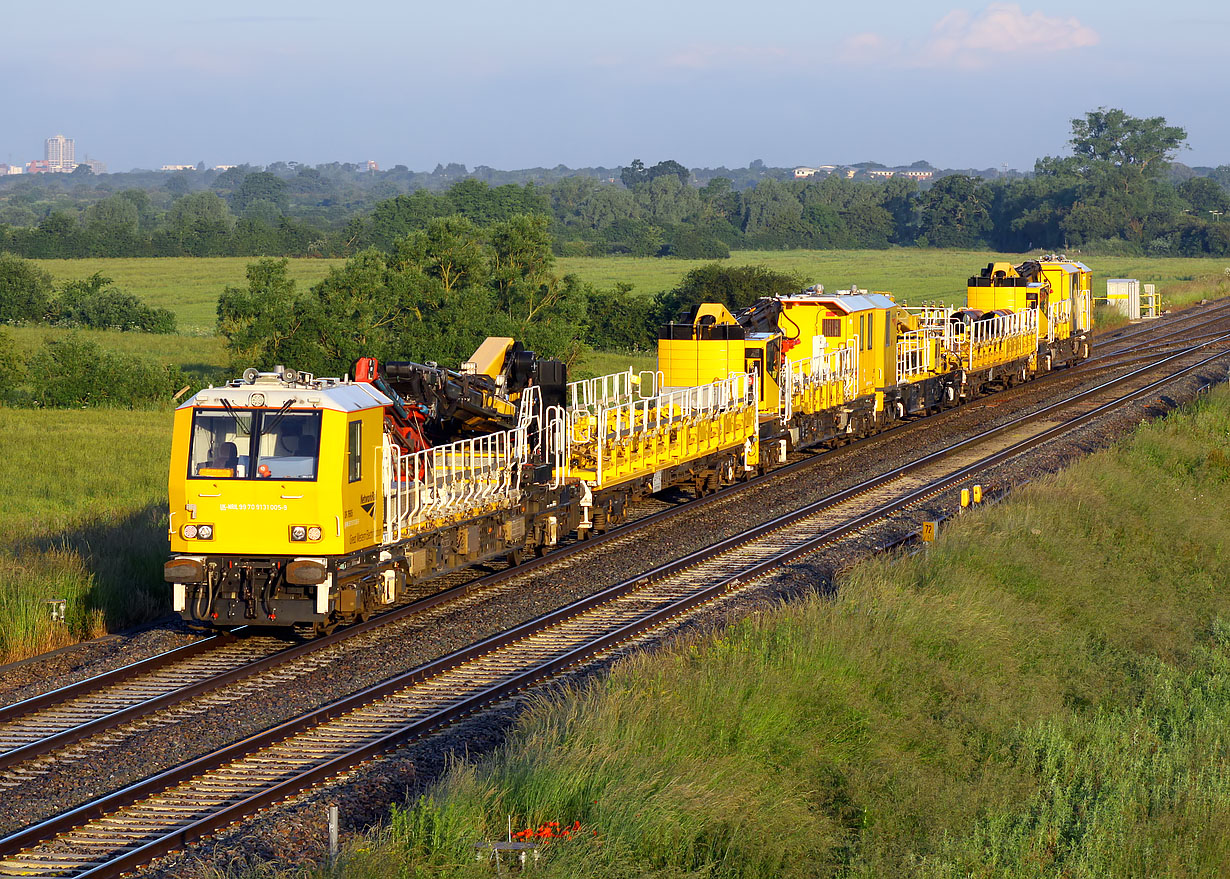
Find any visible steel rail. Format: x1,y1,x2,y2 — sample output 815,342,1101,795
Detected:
2,334,1228,878
2,305,1223,769
4,300,1225,783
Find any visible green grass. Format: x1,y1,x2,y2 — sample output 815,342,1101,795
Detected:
559,249,1230,308
28,253,1230,338
5,325,229,377
321,385,1230,879
0,408,174,661
30,257,344,333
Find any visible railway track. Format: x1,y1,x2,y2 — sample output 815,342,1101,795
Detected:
1,329,1227,878
1,300,1227,793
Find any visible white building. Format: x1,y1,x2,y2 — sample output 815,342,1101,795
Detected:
160,164,197,171
45,134,76,172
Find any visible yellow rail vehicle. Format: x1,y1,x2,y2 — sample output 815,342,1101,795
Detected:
167,353,762,631
166,258,1093,632
167,373,403,626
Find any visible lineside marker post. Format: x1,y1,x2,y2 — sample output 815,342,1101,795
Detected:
921,521,937,544
328,803,339,866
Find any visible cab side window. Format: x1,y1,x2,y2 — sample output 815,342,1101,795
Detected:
348,420,362,482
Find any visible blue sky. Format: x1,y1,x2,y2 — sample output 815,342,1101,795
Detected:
3,0,1227,172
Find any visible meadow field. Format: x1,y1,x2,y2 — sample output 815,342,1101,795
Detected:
326,386,1230,879
31,251,1230,335
0,408,173,661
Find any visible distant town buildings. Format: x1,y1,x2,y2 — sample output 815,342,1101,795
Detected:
45,135,75,172
793,165,837,178
365,160,379,172
792,164,935,182
0,134,108,175
160,164,197,172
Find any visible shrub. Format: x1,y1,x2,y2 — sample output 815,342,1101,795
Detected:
36,336,189,408
0,252,54,323
53,273,177,333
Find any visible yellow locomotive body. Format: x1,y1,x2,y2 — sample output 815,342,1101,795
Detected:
168,349,761,630
166,258,1092,632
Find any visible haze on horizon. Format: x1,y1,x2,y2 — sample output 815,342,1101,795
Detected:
4,0,1227,173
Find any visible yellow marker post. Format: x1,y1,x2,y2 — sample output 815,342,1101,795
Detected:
921,520,937,543
972,484,983,504
960,488,970,508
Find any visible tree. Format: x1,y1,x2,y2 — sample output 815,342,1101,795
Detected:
230,172,289,216
1179,177,1230,214
654,264,804,324
915,175,993,248
1070,108,1186,178
647,159,690,186
167,192,235,256
620,159,646,189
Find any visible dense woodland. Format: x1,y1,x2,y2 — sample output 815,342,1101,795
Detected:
1,109,1228,260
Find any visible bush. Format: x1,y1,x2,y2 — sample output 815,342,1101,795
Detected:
584,284,655,351
53,273,177,333
0,252,54,323
35,336,190,408
662,226,731,259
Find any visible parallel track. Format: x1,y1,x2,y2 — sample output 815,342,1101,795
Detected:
2,301,1228,784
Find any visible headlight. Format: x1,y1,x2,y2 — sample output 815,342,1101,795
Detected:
307,525,322,541
290,525,307,541
182,524,198,539
196,524,214,540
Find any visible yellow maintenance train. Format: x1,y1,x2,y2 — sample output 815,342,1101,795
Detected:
166,256,1092,632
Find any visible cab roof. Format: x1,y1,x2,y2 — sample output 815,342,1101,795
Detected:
181,373,390,413
779,291,897,314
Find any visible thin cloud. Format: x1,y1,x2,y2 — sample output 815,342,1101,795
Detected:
838,4,1099,70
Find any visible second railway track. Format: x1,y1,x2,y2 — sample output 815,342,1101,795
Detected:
1,327,1228,878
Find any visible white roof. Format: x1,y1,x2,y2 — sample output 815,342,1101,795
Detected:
181,378,390,413
779,291,897,313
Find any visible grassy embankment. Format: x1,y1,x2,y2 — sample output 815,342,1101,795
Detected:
0,408,172,661
323,385,1230,879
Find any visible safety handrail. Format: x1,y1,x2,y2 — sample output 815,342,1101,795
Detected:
382,425,528,542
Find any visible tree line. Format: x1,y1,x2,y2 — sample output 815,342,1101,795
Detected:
215,215,802,379
1,109,1227,260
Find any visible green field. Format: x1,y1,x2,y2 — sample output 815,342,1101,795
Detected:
557,249,1226,305
30,257,344,334
0,408,173,661
30,252,1230,335
328,386,1230,879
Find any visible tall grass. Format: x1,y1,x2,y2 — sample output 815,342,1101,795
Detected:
0,408,173,661
319,385,1230,879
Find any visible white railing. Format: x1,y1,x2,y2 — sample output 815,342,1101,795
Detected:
952,309,1039,363
780,342,858,421
907,305,954,332
896,330,932,381
574,372,754,485
1047,298,1072,341
383,426,527,543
